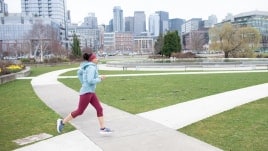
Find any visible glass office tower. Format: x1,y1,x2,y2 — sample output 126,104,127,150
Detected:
113,6,124,32
21,0,66,26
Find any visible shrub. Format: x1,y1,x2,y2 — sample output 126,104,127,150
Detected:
172,52,196,58
44,57,70,64
0,61,25,76
20,58,36,64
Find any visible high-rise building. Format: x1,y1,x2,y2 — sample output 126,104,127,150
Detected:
81,13,98,29
21,0,67,26
181,18,202,34
148,13,160,37
134,11,146,35
113,6,124,32
0,0,8,14
205,15,217,27
105,19,113,32
155,11,169,34
169,18,185,34
125,16,134,33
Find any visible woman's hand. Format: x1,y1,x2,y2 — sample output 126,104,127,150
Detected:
100,75,106,81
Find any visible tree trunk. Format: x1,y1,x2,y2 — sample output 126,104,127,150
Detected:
224,51,229,58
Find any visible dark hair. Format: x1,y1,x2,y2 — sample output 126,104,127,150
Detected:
83,53,93,61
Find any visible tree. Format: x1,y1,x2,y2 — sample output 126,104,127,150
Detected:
46,26,65,57
71,34,81,57
154,34,164,55
209,22,261,58
162,31,181,57
174,30,182,52
26,20,60,62
190,31,206,52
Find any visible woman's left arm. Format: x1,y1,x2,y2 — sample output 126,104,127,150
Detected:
86,66,101,84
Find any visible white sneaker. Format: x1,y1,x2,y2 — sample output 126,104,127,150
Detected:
56,119,64,133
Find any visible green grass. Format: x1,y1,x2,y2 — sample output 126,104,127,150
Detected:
29,63,79,76
59,72,268,113
180,97,268,151
60,69,181,76
0,80,75,150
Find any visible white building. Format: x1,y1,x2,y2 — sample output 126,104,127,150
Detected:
21,0,67,26
148,13,160,37
113,6,124,32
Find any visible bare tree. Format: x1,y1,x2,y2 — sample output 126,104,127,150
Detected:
0,41,2,59
21,40,32,58
28,20,48,61
190,31,206,53
46,26,65,57
26,20,61,62
154,34,164,55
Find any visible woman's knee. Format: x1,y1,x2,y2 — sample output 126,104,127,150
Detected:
71,110,84,118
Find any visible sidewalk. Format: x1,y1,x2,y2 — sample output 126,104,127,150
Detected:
138,83,268,129
15,66,268,151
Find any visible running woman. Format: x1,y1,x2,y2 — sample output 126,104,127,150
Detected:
57,52,112,135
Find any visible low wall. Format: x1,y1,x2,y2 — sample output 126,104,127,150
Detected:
0,67,31,84
16,67,31,78
0,73,16,84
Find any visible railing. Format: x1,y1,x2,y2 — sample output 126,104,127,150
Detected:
107,58,268,71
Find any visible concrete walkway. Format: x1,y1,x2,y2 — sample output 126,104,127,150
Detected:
138,83,268,129
15,65,268,151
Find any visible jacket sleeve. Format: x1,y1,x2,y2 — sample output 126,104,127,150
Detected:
77,68,83,84
86,66,101,84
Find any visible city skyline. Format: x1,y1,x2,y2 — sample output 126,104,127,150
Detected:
5,0,268,24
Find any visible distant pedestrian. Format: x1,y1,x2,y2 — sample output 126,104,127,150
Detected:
57,52,112,135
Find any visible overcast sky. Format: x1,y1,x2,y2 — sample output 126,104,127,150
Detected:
6,0,268,24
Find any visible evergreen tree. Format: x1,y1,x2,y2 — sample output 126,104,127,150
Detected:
162,31,181,57
71,34,81,57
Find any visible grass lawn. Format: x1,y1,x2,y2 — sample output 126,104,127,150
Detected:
0,80,75,150
59,72,268,113
180,97,268,151
60,69,182,76
0,64,79,151
29,63,79,76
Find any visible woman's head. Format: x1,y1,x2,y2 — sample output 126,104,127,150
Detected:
83,53,98,63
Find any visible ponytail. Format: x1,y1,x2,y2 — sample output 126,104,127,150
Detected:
83,53,90,61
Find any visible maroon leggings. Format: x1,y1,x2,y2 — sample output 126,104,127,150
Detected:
71,93,103,118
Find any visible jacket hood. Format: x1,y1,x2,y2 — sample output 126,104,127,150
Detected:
80,61,95,70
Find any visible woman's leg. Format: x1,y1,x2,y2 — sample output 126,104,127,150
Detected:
97,116,105,129
62,113,73,124
63,93,91,124
89,93,104,128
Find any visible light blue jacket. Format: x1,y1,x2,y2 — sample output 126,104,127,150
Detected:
77,61,101,95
